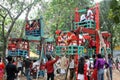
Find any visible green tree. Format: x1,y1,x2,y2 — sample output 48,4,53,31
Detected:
0,0,41,59
100,0,120,53
44,0,91,38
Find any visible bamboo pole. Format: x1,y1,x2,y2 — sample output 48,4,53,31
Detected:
36,44,44,80
64,56,70,80
97,30,111,80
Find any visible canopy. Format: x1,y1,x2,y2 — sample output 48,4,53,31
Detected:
30,51,39,58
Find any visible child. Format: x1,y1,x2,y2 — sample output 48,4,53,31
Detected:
45,55,59,80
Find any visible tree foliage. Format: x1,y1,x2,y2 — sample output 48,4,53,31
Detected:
109,0,120,24
0,0,41,57
99,0,120,51
44,0,92,37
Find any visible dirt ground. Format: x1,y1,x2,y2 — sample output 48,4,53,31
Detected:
18,69,120,80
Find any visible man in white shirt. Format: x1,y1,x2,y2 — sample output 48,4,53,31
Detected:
86,7,94,21
80,14,86,22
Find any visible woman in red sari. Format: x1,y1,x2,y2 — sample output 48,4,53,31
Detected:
0,58,5,80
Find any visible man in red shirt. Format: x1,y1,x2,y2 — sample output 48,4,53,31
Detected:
45,55,59,80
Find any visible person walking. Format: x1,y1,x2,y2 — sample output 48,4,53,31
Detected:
45,54,59,80
95,54,109,80
24,56,32,80
6,56,18,80
108,54,113,80
0,57,5,80
17,57,23,80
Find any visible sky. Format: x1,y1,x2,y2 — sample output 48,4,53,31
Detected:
94,0,103,3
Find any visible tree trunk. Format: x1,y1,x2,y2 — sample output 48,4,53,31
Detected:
3,37,7,63
2,17,6,63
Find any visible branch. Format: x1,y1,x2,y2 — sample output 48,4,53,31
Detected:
14,1,36,20
0,4,13,21
1,14,7,40
19,6,32,38
0,13,4,18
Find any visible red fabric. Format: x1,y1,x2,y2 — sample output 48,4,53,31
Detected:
40,64,45,70
84,64,88,80
83,35,91,40
74,27,81,34
104,40,110,48
56,36,62,45
0,62,5,78
13,62,17,66
74,54,78,80
89,39,96,48
45,57,59,73
25,23,30,30
74,54,78,66
67,33,77,45
67,32,72,36
71,34,77,41
91,68,97,80
74,8,80,22
55,30,61,35
8,44,16,50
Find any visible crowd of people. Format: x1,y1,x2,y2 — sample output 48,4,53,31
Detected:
0,53,119,80
69,54,113,80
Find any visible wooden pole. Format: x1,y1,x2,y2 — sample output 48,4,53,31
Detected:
36,43,44,80
97,30,111,80
64,56,70,80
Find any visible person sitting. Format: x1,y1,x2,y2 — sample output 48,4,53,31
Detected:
55,30,62,46
80,14,86,22
25,20,30,30
86,7,94,21
67,31,77,46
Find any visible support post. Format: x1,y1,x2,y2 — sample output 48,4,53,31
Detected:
95,3,100,54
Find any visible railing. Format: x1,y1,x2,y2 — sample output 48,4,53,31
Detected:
74,20,95,29
8,49,28,57
55,45,84,56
